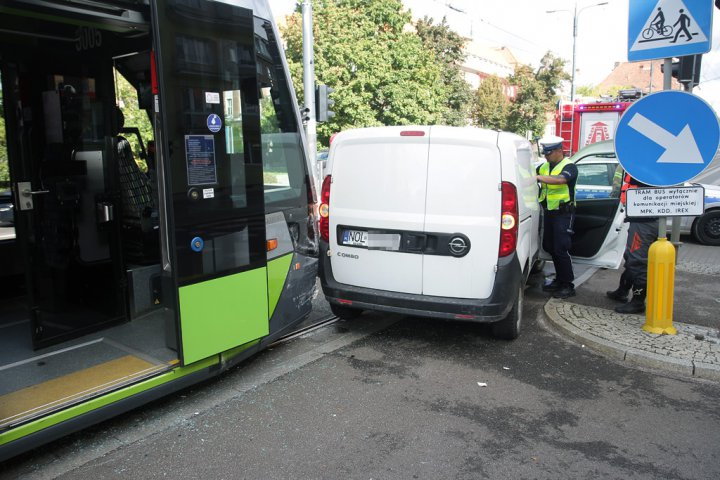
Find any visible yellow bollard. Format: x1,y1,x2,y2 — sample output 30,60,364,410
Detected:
644,237,677,335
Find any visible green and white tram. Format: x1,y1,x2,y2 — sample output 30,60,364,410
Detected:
0,0,318,460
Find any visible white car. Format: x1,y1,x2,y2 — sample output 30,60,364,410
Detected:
573,140,720,246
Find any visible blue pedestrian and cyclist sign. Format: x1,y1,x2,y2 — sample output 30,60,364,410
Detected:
628,0,713,61
614,91,720,187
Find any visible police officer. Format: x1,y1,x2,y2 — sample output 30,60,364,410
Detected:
605,173,659,313
536,136,578,299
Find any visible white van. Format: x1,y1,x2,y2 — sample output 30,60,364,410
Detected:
317,126,541,339
318,126,629,339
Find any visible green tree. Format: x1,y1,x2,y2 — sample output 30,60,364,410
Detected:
415,16,473,126
470,75,508,130
603,84,634,98
576,84,601,98
281,0,449,146
506,52,569,137
535,52,569,102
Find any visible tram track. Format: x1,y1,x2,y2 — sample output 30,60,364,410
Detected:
269,315,340,347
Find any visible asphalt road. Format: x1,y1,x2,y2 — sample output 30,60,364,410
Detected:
3,272,719,480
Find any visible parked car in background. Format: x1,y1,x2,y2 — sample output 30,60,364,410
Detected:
0,190,14,227
0,189,21,280
572,140,720,246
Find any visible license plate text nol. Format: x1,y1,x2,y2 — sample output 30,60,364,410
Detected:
342,229,368,246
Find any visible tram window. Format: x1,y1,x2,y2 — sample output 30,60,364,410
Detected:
114,69,153,172
0,81,8,190
223,90,244,155
255,19,307,209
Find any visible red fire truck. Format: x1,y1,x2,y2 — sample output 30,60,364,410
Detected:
555,90,643,156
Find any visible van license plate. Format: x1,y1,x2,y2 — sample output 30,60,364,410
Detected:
342,229,368,247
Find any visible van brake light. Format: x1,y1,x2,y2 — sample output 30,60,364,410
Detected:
319,175,331,242
400,130,425,137
499,182,518,257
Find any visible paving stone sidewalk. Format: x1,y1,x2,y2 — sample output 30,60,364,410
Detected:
545,298,720,382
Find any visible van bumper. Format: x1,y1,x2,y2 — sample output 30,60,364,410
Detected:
319,243,522,322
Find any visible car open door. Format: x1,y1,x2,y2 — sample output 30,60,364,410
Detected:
540,143,628,269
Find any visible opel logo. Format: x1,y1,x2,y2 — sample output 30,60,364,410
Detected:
449,236,469,257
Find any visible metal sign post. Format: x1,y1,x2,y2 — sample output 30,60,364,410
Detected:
302,0,318,193
615,0,717,334
614,87,720,334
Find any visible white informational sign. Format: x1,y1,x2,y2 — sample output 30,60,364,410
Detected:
626,186,704,217
202,188,215,199
205,91,220,104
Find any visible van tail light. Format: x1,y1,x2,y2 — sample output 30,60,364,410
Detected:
499,181,518,257
319,175,331,242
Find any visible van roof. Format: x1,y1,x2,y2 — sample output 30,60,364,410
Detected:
332,125,516,145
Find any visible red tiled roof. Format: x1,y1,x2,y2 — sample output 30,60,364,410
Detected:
597,61,681,93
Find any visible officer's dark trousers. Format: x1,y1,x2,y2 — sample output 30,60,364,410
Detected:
621,219,659,291
542,212,574,285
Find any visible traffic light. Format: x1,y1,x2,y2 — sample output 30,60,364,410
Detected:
678,55,702,88
315,84,335,123
661,55,702,88
300,107,310,124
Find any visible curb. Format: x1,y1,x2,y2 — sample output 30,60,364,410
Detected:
543,298,720,382
694,361,720,382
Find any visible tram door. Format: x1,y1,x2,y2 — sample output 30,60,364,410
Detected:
2,52,125,349
152,0,269,364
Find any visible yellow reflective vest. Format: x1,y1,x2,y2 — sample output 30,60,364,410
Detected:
538,158,576,211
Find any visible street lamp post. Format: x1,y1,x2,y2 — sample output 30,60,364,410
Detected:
547,1,608,102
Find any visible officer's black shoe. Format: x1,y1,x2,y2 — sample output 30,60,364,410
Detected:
615,288,645,314
542,280,561,292
615,296,645,314
606,287,630,302
553,284,576,299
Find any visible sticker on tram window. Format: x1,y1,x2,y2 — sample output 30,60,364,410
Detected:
205,92,220,104
203,188,215,199
206,113,222,133
185,135,218,186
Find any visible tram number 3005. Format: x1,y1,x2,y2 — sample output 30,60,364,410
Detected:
75,27,103,52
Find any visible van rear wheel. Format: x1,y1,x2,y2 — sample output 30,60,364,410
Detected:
492,284,523,340
330,303,363,319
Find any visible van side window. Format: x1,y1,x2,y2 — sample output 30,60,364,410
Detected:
255,19,308,210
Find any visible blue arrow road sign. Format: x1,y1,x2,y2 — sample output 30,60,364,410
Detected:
614,91,720,187
628,0,713,62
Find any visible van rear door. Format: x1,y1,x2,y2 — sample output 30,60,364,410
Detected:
329,127,430,294
423,127,502,299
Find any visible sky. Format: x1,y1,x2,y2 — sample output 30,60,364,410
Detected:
268,0,720,108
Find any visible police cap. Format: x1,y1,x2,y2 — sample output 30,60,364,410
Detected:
539,135,564,155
